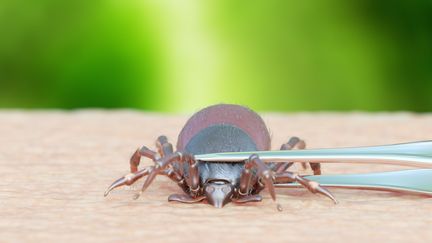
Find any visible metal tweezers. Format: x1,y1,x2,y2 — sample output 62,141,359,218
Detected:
196,141,432,196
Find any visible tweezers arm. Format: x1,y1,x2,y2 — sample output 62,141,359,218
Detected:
274,169,432,196
196,140,432,168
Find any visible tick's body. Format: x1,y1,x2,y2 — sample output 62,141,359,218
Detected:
105,104,332,207
182,125,255,187
178,105,267,197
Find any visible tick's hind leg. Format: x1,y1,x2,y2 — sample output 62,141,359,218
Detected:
274,137,321,175
274,172,338,204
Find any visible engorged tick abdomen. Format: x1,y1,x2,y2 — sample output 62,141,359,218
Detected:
177,104,271,152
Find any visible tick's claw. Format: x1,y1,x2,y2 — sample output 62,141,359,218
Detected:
309,181,338,204
104,168,152,198
318,187,338,204
262,173,276,201
104,176,129,197
275,172,338,204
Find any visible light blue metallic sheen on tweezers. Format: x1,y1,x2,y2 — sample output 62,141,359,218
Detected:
275,169,432,195
195,141,432,168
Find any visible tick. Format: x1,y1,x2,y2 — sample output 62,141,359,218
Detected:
105,104,432,208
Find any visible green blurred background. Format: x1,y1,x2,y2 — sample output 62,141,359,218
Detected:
1,0,431,112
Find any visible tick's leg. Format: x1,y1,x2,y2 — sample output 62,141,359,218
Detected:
155,135,186,177
130,146,159,173
239,154,277,201
274,171,338,203
134,152,201,200
106,135,187,198
135,135,183,179
310,162,321,175
166,157,201,203
239,158,255,196
104,167,152,196
184,155,200,197
156,135,174,157
130,135,176,172
232,194,263,203
168,194,206,204
105,161,186,197
273,137,303,173
106,143,161,196
274,137,321,175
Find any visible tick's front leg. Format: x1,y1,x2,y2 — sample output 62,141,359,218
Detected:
129,146,159,172
104,167,152,197
238,154,276,202
133,152,201,201
166,155,204,204
105,135,183,197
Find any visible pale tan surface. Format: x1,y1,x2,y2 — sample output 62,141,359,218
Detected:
1,110,432,243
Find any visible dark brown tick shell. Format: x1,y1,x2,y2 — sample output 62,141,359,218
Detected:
177,104,271,152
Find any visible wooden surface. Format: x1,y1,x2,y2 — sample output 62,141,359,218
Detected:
1,110,432,243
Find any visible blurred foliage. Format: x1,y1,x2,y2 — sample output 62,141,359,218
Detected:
0,0,161,109
0,0,431,112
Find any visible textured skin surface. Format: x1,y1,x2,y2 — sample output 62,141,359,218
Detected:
1,111,432,242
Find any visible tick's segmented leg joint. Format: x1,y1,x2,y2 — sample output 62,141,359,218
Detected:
245,154,277,201
239,167,253,195
130,146,159,173
156,135,172,157
185,153,200,195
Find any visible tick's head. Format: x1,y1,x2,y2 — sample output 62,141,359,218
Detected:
204,179,234,208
